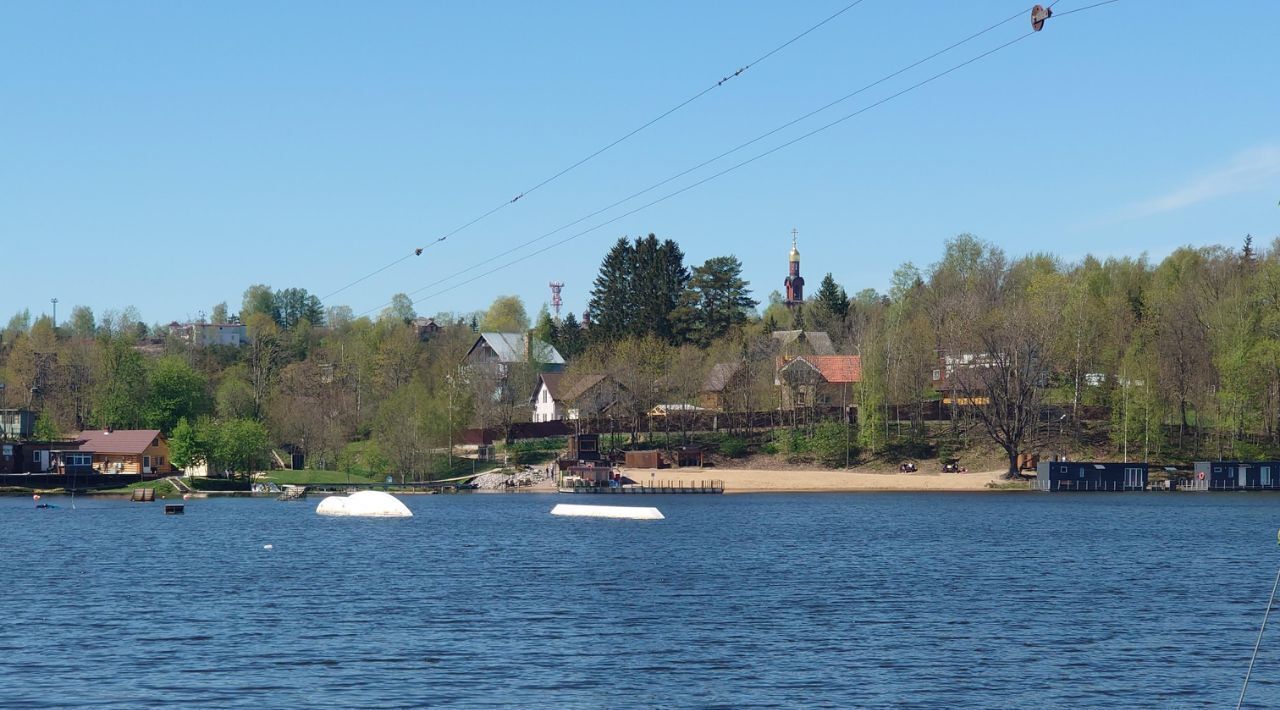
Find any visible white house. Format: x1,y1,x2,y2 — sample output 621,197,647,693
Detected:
531,373,567,422
529,372,616,422
169,322,249,347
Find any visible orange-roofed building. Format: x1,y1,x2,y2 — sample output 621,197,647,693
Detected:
775,355,863,411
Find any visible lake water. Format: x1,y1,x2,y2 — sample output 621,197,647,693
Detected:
2,492,1279,708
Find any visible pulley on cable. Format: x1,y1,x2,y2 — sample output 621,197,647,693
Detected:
1031,5,1053,31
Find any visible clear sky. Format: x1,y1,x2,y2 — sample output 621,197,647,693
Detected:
3,1,1277,326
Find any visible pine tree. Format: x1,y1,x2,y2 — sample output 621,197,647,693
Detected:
677,256,758,346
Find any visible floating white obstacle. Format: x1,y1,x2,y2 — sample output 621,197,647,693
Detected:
550,503,664,520
316,490,413,518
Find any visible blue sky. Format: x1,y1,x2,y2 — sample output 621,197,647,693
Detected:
3,1,1277,326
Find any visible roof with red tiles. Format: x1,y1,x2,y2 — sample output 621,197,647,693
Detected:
777,355,862,384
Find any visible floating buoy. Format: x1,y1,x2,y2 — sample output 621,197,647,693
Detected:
183,493,191,500
263,544,273,550
32,494,40,501
551,504,664,520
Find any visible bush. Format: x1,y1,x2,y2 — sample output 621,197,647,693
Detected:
809,422,859,468
718,437,748,458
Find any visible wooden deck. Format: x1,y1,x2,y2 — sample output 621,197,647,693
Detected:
558,480,724,494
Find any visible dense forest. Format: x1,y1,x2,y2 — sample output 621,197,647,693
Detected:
3,232,1278,477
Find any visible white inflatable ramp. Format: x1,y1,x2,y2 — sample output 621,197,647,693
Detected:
316,490,413,518
551,503,664,520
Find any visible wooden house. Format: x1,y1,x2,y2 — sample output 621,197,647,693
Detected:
775,355,862,410
75,429,176,475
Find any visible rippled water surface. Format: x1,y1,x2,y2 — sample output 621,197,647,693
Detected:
3,492,1280,708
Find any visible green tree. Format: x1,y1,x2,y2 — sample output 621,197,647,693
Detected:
587,237,634,341
93,337,147,429
632,234,688,343
274,287,324,330
169,416,214,472
814,273,849,320
241,284,279,324
556,312,586,360
143,356,209,433
533,305,558,346
381,293,416,324
480,295,530,332
33,411,60,440
211,302,229,324
213,418,271,479
676,255,758,346
68,306,96,339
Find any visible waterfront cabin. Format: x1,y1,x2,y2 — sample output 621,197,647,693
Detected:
1188,461,1280,491
1033,461,1147,491
75,429,176,475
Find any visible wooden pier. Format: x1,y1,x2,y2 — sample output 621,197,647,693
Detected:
558,480,724,494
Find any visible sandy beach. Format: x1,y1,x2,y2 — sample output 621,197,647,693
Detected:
617,467,1011,493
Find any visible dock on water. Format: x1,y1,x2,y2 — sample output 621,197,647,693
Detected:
558,480,724,494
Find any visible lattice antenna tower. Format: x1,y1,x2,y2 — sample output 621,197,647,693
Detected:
549,281,565,319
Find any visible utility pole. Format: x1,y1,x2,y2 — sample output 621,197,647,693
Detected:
50,298,58,332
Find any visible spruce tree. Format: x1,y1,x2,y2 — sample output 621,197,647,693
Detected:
815,273,849,320
587,237,634,341
558,312,585,359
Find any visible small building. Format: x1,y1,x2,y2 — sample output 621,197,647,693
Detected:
531,372,567,422
530,372,619,422
776,355,862,409
566,434,601,463
0,440,87,474
0,409,36,438
700,362,749,411
1033,461,1147,491
76,429,176,475
1188,461,1280,491
169,321,250,347
411,317,442,341
464,332,565,373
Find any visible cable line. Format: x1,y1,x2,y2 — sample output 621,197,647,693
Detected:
380,29,1039,314
370,0,1122,315
364,5,1034,314
322,0,871,302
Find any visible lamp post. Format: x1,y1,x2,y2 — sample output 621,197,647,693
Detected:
50,298,57,332
445,374,454,471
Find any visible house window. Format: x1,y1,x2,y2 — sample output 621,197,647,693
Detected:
66,453,91,467
156,456,165,467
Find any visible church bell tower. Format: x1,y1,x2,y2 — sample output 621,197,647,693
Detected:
784,228,804,307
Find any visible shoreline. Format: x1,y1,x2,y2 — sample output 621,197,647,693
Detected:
4,468,1021,496
617,467,1015,493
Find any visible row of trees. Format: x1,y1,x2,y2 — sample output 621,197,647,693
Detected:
3,231,1279,477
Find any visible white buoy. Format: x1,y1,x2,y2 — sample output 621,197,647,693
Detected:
551,503,664,520
316,490,413,518
263,544,273,550
32,494,41,501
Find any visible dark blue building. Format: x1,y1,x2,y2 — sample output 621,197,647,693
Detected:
1189,461,1280,491
1034,461,1148,491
